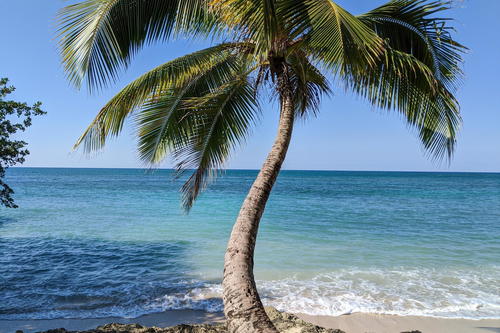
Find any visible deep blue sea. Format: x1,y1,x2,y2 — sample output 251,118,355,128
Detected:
1,168,499,320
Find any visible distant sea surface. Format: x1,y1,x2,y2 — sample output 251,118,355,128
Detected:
1,168,499,320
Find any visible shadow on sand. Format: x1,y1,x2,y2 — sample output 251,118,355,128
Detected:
477,328,500,333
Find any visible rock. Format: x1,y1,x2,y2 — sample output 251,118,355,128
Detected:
32,308,346,333
88,323,227,333
265,307,345,333
161,323,226,333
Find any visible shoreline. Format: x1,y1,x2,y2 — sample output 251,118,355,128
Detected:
0,310,225,333
2,310,499,333
297,312,500,333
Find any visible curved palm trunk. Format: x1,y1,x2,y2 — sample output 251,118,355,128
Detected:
223,92,295,333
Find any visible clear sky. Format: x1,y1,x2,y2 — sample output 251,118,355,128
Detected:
1,0,498,172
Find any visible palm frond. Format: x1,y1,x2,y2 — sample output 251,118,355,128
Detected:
358,0,467,92
135,65,260,210
343,34,461,158
135,55,243,164
281,0,384,73
287,52,331,117
210,0,281,55
58,0,219,90
74,43,247,153
344,0,466,159
178,76,259,209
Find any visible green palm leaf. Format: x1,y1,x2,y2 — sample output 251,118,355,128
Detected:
58,0,219,90
74,43,246,153
135,65,259,209
210,0,281,56
359,0,467,91
178,75,259,209
345,0,465,159
281,0,384,72
135,55,245,164
287,52,331,117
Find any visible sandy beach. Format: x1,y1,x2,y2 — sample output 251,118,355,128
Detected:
298,313,500,333
1,310,499,333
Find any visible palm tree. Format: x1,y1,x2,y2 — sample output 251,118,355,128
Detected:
58,0,465,332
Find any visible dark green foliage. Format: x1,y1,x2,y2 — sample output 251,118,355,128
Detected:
0,78,45,208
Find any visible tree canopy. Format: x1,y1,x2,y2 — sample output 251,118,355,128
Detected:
0,78,45,208
58,0,466,210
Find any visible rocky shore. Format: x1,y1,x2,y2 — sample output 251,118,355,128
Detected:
24,308,422,333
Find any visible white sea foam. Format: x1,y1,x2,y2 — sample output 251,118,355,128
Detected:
153,268,500,319
2,268,498,320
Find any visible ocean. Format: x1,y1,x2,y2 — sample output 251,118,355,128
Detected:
0,168,499,320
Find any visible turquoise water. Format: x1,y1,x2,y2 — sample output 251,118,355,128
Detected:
1,168,499,319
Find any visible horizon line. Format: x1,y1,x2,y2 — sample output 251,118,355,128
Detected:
10,166,500,174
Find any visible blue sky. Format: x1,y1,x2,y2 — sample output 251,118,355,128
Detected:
1,0,498,172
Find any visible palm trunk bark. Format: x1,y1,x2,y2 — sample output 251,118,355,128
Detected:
222,91,295,333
